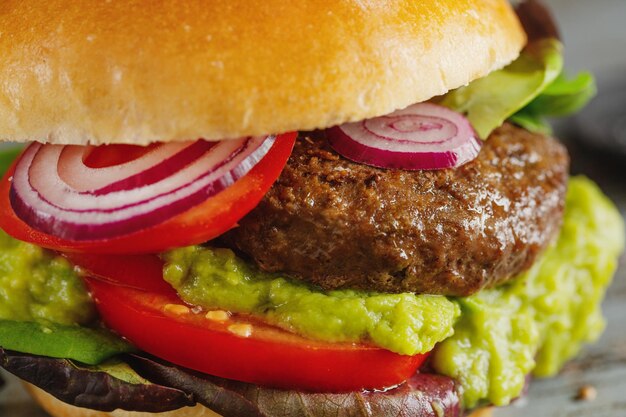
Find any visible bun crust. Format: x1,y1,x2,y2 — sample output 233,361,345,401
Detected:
0,0,525,145
27,384,492,417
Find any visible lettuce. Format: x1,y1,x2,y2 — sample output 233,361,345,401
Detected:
441,39,595,138
128,354,462,417
441,39,562,138
0,145,22,176
0,349,191,412
511,71,596,133
2,348,463,416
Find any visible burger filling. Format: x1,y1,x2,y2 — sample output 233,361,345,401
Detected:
0,28,624,416
0,170,622,409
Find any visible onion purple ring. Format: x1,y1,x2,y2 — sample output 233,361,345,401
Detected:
9,136,275,241
327,102,482,171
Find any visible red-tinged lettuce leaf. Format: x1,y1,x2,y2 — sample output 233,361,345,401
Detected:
128,354,462,417
1,347,463,416
0,349,193,413
515,0,561,43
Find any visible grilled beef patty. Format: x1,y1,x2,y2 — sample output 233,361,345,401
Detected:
224,124,569,296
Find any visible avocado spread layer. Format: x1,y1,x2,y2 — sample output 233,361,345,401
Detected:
163,247,460,356
0,176,623,408
0,230,95,325
431,176,625,407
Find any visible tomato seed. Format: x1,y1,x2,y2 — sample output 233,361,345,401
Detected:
164,304,191,315
205,310,229,322
228,323,253,338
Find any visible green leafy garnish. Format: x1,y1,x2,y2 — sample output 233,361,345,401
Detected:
441,38,596,138
441,39,563,139
0,145,23,175
0,349,192,412
511,71,596,133
92,359,152,385
508,111,553,135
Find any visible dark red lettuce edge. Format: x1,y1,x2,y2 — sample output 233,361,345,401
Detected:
1,349,463,417
0,349,193,413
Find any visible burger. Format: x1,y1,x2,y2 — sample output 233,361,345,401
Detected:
0,0,623,416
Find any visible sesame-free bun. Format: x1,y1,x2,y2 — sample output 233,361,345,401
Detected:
0,0,525,145
27,384,493,417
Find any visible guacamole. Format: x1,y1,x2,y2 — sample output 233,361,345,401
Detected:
163,247,460,355
432,177,625,407
0,229,95,325
164,177,623,407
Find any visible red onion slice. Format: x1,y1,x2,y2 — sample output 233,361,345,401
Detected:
327,103,482,170
10,136,275,241
58,140,216,194
56,141,196,192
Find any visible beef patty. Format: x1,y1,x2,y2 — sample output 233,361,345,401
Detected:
224,124,569,296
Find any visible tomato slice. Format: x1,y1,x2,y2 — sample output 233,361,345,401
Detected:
0,133,296,254
69,252,428,392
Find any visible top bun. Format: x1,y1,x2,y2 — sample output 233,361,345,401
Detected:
0,0,525,145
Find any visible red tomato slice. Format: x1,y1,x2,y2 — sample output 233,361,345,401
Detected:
69,252,428,392
0,133,296,254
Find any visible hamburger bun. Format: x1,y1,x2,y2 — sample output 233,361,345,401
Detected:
0,0,525,146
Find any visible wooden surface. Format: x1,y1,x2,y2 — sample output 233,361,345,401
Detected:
1,1,625,416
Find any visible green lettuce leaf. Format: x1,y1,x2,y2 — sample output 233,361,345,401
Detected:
511,71,596,133
0,320,135,365
441,39,563,139
0,145,23,176
526,71,596,117
508,111,553,135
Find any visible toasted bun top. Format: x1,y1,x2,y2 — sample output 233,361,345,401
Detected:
0,0,525,145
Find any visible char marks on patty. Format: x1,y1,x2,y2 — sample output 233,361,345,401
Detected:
224,124,569,296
